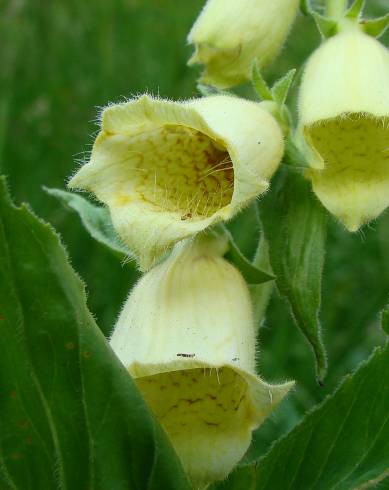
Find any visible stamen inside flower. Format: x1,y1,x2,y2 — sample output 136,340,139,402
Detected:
115,125,234,219
305,114,389,229
136,367,253,483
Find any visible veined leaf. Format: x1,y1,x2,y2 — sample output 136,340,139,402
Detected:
0,177,190,490
214,340,389,490
260,169,328,382
44,187,131,260
382,304,389,337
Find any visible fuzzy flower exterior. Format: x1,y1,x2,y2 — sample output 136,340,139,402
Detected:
187,0,299,89
299,24,389,231
110,236,293,488
68,94,284,269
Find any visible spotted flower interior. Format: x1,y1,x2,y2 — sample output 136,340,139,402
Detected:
136,367,254,486
113,125,234,220
305,113,389,230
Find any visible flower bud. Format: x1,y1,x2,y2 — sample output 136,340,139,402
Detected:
298,25,389,231
187,0,299,89
69,94,283,269
110,236,293,488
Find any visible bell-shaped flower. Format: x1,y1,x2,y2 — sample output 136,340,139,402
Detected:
68,94,283,269
187,0,299,89
298,24,389,231
110,235,293,488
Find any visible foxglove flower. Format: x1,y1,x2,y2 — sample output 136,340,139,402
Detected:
110,235,293,488
187,0,299,88
69,95,283,269
299,25,389,231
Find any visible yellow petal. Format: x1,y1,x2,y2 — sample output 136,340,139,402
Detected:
69,95,283,269
299,26,389,230
188,0,299,89
110,236,293,487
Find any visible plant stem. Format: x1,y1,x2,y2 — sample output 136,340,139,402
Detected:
326,0,348,19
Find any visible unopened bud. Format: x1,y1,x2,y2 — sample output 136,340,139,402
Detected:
188,0,299,88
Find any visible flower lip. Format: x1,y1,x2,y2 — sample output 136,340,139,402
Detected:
130,361,293,488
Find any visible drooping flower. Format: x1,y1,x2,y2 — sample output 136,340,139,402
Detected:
298,23,389,231
110,235,293,488
69,94,284,269
187,0,299,89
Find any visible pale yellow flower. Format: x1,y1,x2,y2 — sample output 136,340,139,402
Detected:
110,235,293,488
69,94,283,269
299,24,389,231
188,0,299,89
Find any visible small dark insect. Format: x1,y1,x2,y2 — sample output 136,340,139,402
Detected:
177,353,195,358
232,357,239,362
181,212,192,221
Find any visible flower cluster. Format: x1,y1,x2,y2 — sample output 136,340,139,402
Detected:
69,0,389,486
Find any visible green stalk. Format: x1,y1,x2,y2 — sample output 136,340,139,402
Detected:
326,0,348,19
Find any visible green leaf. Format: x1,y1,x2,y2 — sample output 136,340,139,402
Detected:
44,187,131,260
251,61,272,101
223,227,275,285
260,169,328,382
361,13,389,39
270,69,296,108
210,465,256,490
382,304,389,337
300,0,311,16
214,341,389,490
0,177,190,490
249,235,275,328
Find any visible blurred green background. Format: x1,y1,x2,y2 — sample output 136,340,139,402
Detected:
1,0,389,462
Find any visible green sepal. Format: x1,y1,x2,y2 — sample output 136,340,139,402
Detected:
44,187,131,260
361,13,389,39
312,11,338,39
223,227,275,285
271,69,296,108
345,0,365,20
251,61,272,101
283,137,311,169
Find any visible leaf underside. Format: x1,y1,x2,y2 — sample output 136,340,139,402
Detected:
44,186,131,260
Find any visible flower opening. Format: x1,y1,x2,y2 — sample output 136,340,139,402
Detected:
110,236,293,487
69,95,283,269
305,114,389,231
